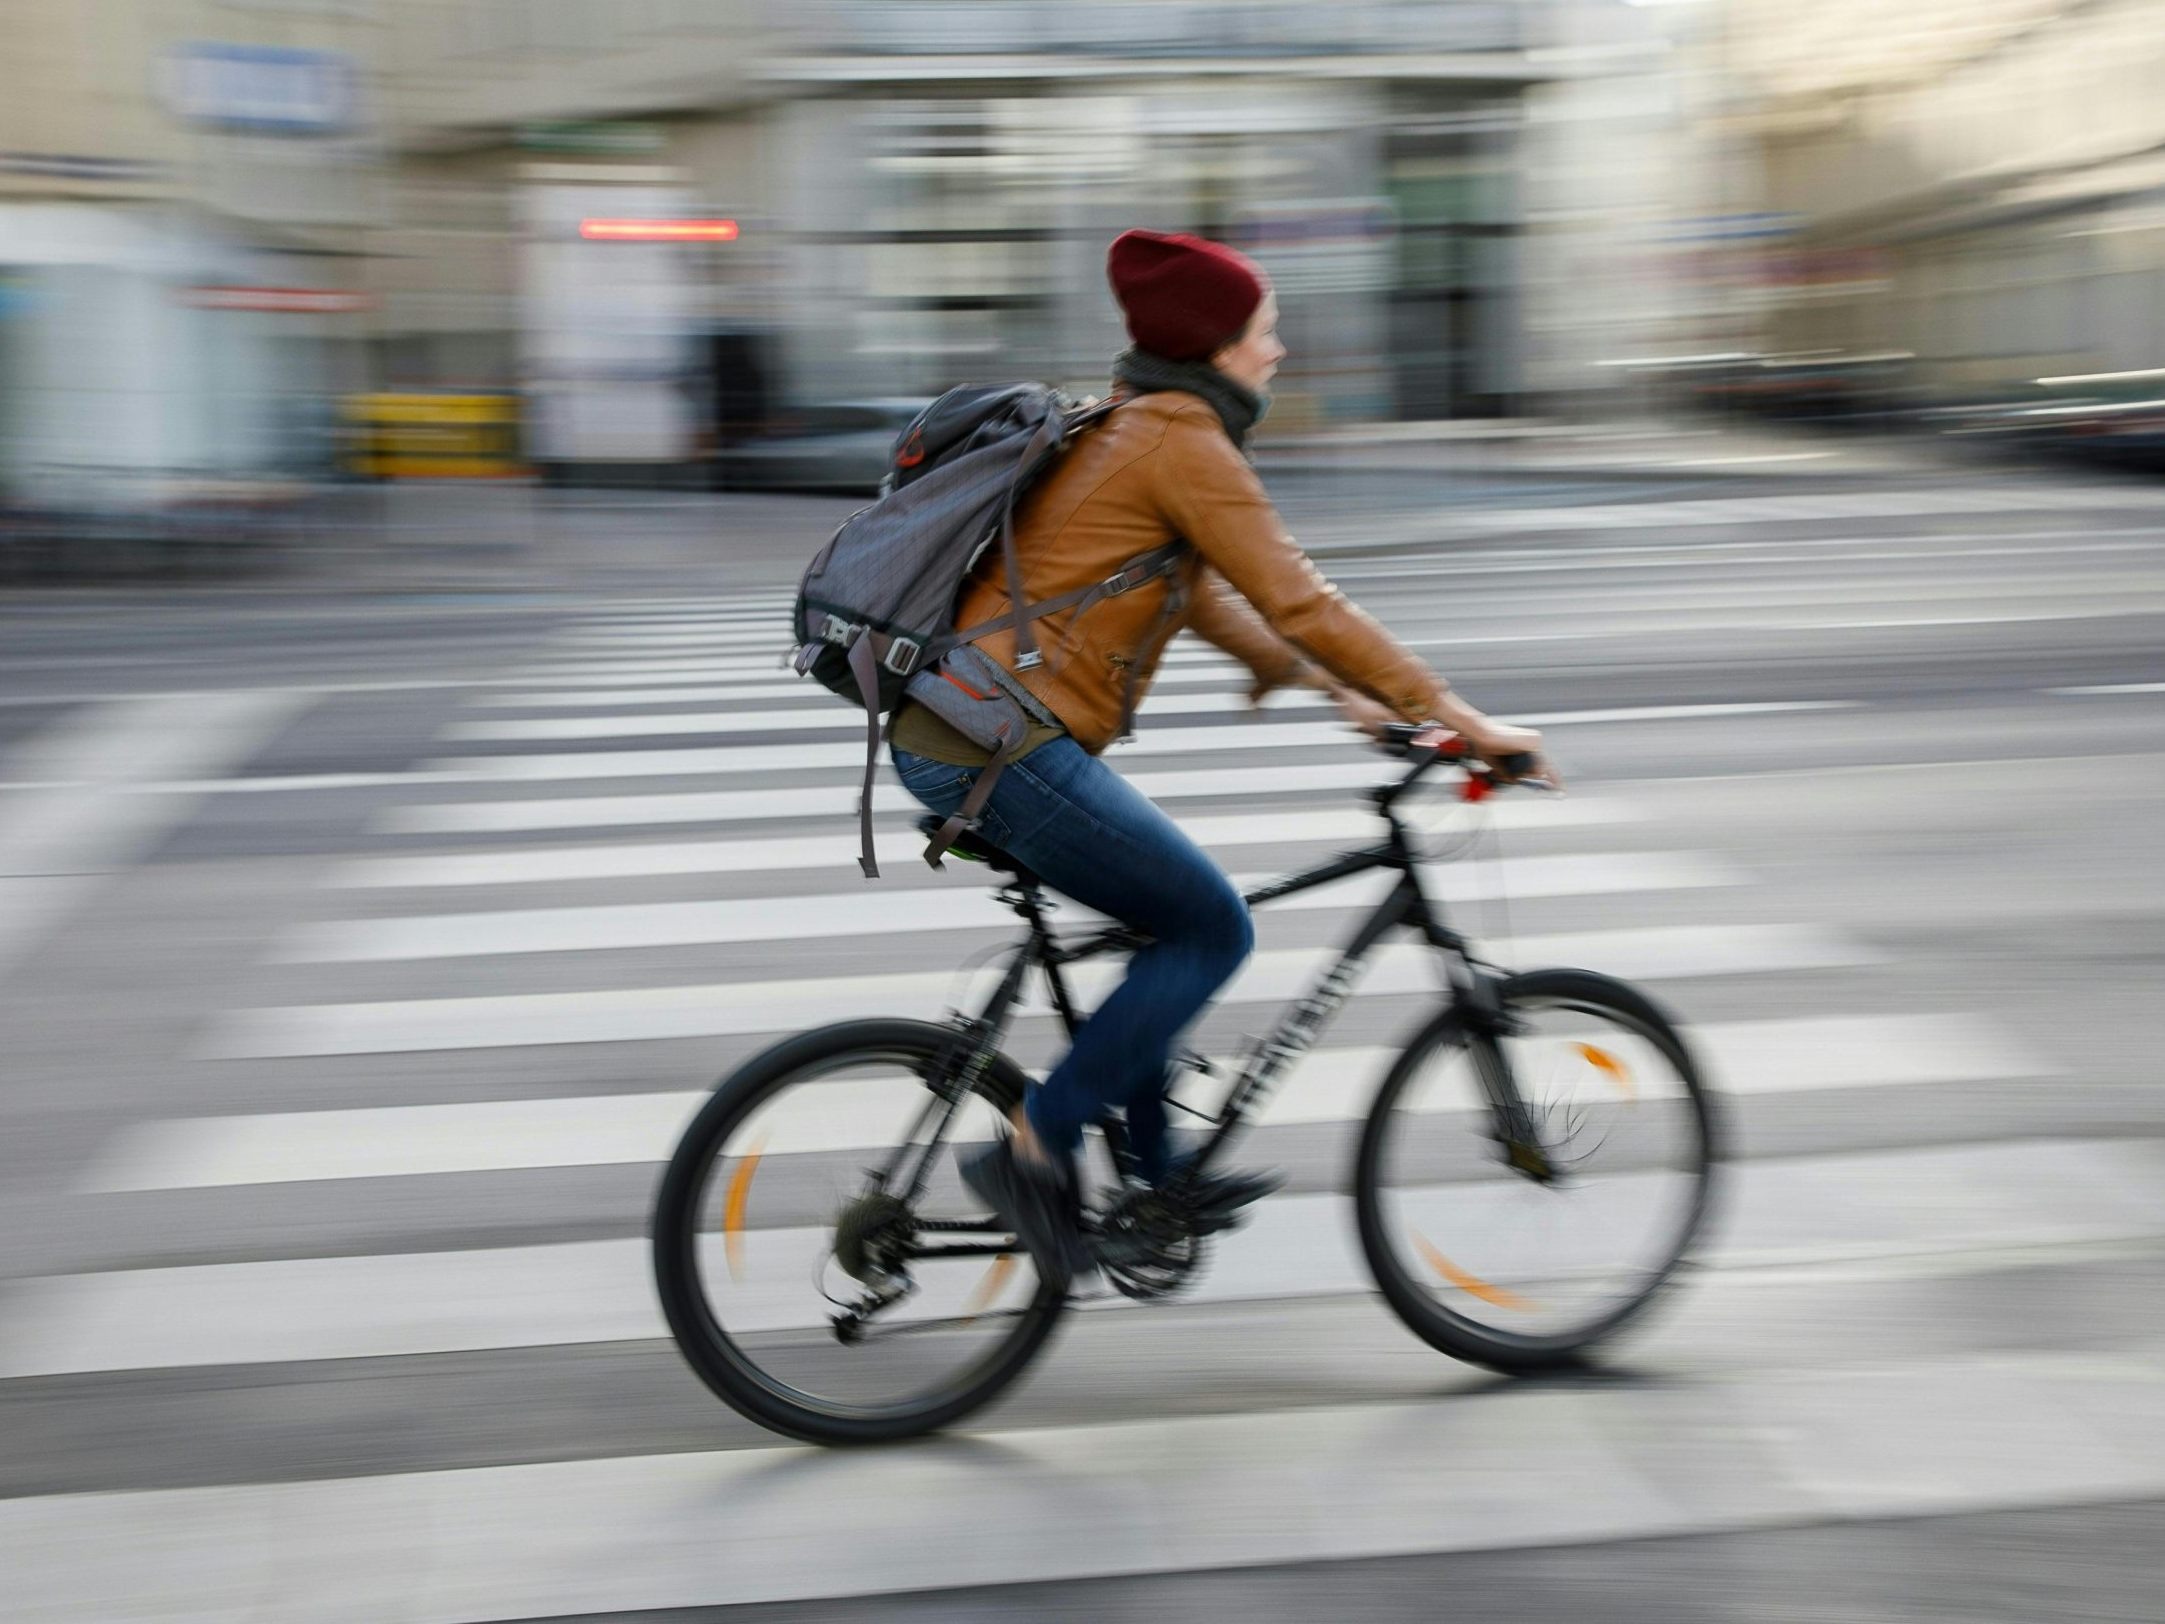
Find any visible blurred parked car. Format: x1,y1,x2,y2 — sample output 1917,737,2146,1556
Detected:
1924,371,2165,470
710,399,928,495
1655,351,1918,427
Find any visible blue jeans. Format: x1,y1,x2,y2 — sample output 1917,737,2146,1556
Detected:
892,737,1255,1184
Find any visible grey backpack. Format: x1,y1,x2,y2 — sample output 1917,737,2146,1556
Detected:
792,383,1185,876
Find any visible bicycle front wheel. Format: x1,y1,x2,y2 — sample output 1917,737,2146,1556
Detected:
653,1019,1066,1445
1355,968,1720,1373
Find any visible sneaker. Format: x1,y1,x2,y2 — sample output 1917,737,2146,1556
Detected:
959,1138,1093,1286
1165,1164,1285,1235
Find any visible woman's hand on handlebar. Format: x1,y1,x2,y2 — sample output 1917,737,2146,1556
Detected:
1465,720,1561,790
1314,679,1562,790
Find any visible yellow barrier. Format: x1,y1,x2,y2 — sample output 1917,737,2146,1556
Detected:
342,393,523,479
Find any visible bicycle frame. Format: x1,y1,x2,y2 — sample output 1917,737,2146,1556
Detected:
876,753,1533,1254
1039,812,1495,1180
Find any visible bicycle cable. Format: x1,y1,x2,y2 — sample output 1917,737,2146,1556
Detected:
941,936,1026,1021
1410,782,1516,964
1474,810,1518,967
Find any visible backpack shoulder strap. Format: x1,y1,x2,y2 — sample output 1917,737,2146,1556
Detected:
845,632,886,879
996,414,1061,672
940,538,1187,656
994,394,1127,671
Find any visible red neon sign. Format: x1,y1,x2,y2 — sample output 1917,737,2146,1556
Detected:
578,218,739,242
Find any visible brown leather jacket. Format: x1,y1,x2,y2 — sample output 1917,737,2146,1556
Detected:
955,390,1449,751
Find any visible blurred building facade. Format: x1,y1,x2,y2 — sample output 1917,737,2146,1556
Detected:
371,0,1714,473
0,0,382,506
1731,0,2165,394
3,0,1722,499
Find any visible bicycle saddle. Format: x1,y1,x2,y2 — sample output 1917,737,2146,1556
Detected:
915,814,1036,881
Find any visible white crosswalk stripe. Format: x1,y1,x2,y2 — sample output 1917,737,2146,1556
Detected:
470,657,1259,705
440,686,1342,740
331,800,1641,885
12,1140,2154,1377
370,760,1611,834
367,770,1329,834
425,717,1370,778
497,641,1220,685
83,1015,2054,1192
438,694,1855,744
275,852,1741,961
206,925,1875,1058
420,703,1856,781
324,805,1556,886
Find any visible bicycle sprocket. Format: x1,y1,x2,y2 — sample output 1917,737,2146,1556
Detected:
1092,1188,1208,1301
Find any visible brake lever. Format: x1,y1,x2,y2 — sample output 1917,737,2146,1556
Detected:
1461,754,1556,801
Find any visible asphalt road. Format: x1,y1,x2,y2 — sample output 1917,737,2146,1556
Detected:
3,450,2164,1621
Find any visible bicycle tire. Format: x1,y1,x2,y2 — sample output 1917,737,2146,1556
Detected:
653,1018,1067,1444
1354,967,1721,1373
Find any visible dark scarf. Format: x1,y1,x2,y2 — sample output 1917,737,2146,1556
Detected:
1112,347,1267,452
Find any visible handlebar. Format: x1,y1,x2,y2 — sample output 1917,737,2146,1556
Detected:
1373,721,1551,806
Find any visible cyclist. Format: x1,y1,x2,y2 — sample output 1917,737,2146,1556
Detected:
889,229,1553,1280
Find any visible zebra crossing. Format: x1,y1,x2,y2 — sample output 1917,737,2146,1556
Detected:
8,564,2165,1622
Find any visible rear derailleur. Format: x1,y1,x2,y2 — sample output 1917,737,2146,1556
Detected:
829,1191,917,1343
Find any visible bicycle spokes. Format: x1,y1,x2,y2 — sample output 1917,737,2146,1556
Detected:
1373,993,1708,1343
684,1047,1046,1411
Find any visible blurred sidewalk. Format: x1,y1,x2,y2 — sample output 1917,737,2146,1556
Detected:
2,420,1990,594
1255,418,1959,481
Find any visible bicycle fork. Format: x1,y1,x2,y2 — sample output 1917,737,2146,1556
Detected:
1451,958,1559,1184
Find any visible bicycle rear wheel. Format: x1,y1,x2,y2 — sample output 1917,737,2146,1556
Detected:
1355,968,1720,1373
653,1018,1066,1444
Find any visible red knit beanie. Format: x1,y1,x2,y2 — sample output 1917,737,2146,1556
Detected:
1106,229,1268,362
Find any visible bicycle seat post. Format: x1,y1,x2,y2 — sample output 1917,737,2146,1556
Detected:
999,877,1055,931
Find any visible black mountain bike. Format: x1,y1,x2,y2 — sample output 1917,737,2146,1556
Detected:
654,724,1721,1444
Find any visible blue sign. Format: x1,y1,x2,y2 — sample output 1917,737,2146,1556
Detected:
161,44,359,134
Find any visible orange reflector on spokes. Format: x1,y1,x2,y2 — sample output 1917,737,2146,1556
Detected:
722,1133,769,1282
1413,1232,1535,1312
1573,1042,1633,1097
962,1253,1018,1321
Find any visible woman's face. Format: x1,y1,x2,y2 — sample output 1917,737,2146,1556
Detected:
1211,292,1285,396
